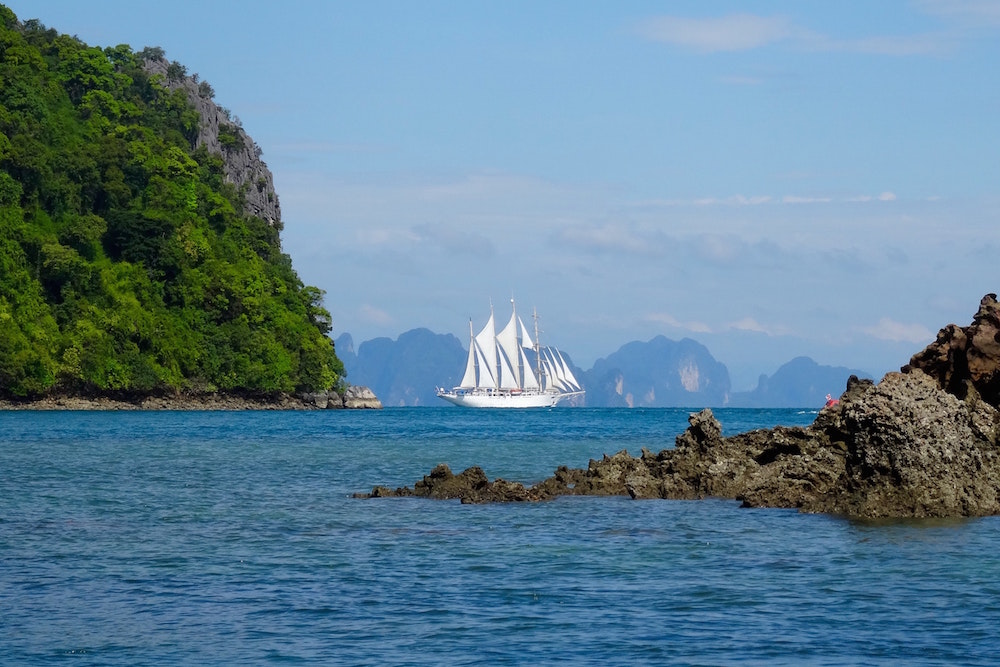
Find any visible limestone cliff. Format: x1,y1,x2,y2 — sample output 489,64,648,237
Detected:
143,56,281,226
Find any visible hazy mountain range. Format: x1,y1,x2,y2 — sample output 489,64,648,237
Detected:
335,330,872,408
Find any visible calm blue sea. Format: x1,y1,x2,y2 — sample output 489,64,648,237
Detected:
2,407,999,665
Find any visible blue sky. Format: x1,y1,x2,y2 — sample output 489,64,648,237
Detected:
10,1,999,389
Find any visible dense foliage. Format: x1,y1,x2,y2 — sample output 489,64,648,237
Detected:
0,6,344,397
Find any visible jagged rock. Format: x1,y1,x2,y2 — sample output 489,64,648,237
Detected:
298,392,330,409
906,293,1000,406
828,370,1000,517
365,464,536,503
296,387,381,409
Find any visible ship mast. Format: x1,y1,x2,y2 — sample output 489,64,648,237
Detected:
469,317,475,380
533,307,542,388
510,297,522,389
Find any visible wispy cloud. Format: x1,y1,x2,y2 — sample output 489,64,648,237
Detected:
782,195,833,204
719,75,766,86
356,227,419,247
412,173,577,203
636,13,951,55
847,192,898,202
823,33,952,56
631,192,898,207
636,14,799,52
861,317,934,343
644,311,795,339
273,141,388,155
359,304,394,326
632,195,772,207
726,317,793,336
643,312,713,334
412,223,495,258
553,224,665,256
693,234,744,263
916,0,1000,27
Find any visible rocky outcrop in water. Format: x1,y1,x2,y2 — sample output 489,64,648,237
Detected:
359,295,1000,518
341,386,384,409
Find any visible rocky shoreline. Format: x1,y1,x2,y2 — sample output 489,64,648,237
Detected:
358,294,1000,519
0,385,382,411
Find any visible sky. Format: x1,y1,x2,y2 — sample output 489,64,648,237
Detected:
9,1,1000,389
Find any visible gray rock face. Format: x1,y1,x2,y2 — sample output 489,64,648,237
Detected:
143,57,281,226
342,385,383,409
297,387,382,409
359,296,1000,518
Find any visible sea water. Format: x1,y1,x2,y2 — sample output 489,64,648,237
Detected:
2,408,999,665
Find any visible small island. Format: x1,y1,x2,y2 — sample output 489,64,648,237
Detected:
0,9,379,409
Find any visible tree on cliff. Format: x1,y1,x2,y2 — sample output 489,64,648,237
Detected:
0,5,344,398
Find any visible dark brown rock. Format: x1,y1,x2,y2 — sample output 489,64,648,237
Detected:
830,370,1000,517
905,293,1000,406
377,464,537,503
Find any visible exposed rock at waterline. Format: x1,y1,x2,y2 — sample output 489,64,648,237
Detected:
0,386,382,410
342,385,383,409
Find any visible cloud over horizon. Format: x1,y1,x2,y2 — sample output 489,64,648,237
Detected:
636,12,952,55
636,14,799,52
860,318,935,344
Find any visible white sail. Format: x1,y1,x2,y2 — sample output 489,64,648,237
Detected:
474,309,497,389
520,346,540,390
498,347,519,389
520,318,535,347
474,340,496,388
541,348,565,391
496,306,522,387
458,320,477,388
555,349,581,391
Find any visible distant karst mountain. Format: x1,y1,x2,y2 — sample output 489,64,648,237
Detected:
728,356,872,408
339,330,873,409
583,336,730,407
336,329,466,407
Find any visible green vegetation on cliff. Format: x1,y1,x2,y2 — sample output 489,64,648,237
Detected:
0,6,344,398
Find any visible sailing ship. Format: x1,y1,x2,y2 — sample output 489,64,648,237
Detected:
437,299,584,408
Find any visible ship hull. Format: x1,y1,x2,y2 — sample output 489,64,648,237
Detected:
437,390,579,408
